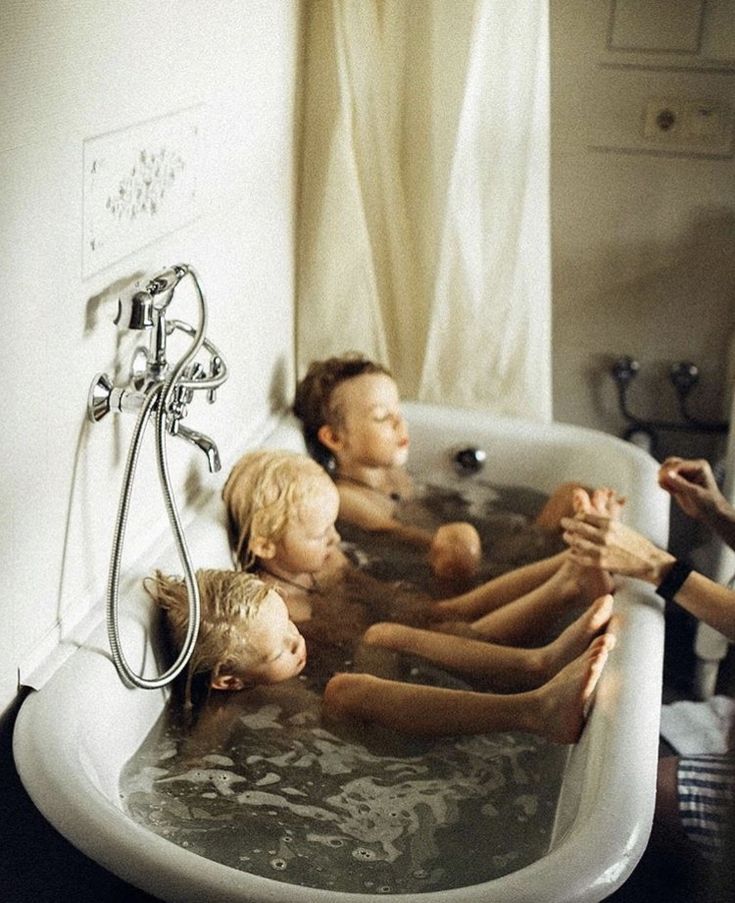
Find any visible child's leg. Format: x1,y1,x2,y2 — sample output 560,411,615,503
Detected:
465,555,614,646
534,482,587,530
322,632,614,743
362,594,613,691
431,551,568,621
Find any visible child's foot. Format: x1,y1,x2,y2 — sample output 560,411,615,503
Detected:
592,487,625,519
551,554,615,608
531,631,615,744
536,594,614,680
572,486,625,519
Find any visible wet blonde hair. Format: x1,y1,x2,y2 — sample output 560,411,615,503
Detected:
145,568,273,711
221,449,331,570
293,353,391,467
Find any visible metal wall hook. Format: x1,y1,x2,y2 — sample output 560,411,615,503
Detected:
669,361,699,397
611,355,640,387
610,356,728,450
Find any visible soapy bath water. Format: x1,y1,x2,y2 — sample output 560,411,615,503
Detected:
120,476,568,894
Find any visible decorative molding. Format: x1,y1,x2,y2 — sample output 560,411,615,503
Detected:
588,143,734,161
599,60,735,76
607,0,705,55
82,106,202,277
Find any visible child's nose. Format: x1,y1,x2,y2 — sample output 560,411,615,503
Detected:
328,525,340,545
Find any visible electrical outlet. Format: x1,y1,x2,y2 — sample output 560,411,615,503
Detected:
643,97,728,148
643,99,685,140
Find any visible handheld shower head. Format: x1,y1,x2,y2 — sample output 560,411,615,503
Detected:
115,291,154,330
114,265,190,330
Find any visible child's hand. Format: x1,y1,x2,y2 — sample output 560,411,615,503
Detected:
429,523,481,580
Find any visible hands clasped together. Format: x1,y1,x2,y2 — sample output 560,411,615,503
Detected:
561,457,726,585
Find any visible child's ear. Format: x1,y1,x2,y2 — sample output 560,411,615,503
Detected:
210,672,253,691
317,423,342,453
250,535,276,560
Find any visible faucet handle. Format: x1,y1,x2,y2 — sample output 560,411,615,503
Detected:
87,373,146,422
207,356,223,403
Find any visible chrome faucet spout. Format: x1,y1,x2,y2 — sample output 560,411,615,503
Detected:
175,424,221,473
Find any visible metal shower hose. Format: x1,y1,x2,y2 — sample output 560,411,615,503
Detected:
106,270,208,689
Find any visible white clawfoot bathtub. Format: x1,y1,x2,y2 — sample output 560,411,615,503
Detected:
14,402,668,903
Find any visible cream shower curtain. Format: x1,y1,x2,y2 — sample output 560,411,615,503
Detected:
297,0,551,420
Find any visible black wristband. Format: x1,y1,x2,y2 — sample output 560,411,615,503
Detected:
655,560,693,601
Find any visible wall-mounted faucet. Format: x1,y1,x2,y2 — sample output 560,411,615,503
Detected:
89,265,227,473
88,265,229,691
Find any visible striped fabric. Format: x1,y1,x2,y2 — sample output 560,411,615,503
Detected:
678,753,735,860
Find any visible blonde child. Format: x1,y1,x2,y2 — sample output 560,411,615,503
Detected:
223,449,613,647
293,353,585,580
221,449,616,741
146,569,307,715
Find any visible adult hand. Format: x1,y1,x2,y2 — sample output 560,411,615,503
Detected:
657,456,723,522
561,512,672,583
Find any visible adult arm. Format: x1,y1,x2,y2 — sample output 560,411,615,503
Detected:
561,512,735,643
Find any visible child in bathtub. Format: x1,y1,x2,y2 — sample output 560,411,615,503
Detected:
220,448,617,741
146,569,307,715
223,449,615,646
292,352,587,581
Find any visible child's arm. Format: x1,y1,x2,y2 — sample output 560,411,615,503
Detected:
337,481,433,543
338,483,481,578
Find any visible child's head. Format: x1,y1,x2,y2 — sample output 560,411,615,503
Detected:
147,568,306,705
293,353,408,472
222,450,340,575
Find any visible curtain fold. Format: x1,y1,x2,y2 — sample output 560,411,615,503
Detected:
297,0,551,420
418,0,551,420
295,1,387,372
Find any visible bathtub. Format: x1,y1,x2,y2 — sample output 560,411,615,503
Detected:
13,402,668,903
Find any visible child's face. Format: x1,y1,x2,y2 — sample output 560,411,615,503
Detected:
328,373,409,469
268,475,341,578
238,589,307,684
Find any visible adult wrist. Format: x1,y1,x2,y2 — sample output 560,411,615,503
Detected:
655,559,693,601
710,494,735,530
647,551,676,586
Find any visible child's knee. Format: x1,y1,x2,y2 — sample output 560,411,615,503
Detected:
535,482,588,530
323,672,377,719
363,622,402,647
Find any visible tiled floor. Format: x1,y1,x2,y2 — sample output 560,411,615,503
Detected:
3,626,733,903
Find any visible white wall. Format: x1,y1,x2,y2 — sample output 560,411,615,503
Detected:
0,1,300,717
550,0,735,445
